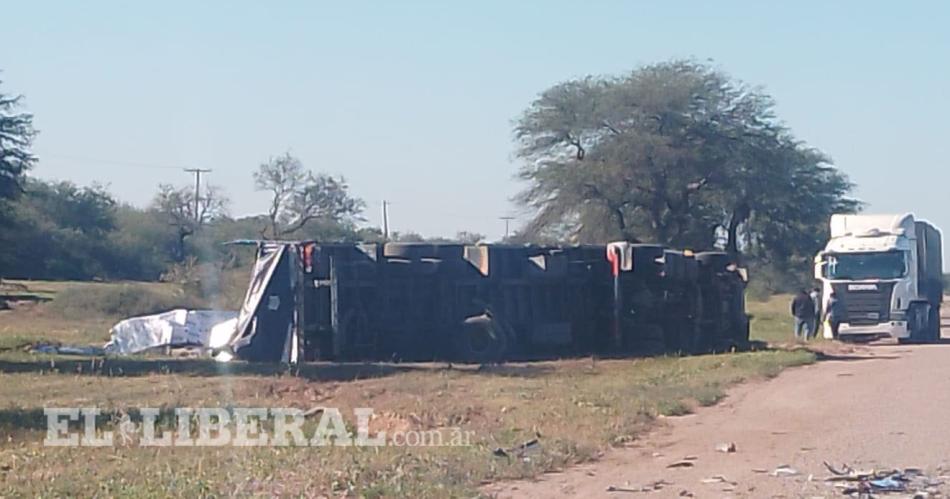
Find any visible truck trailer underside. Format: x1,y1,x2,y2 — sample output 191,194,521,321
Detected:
222,241,751,363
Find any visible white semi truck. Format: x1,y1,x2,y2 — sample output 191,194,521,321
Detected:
814,214,943,342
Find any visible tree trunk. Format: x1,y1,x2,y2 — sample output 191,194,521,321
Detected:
176,230,188,263
726,202,751,257
612,205,627,235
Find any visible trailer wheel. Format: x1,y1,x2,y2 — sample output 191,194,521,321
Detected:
454,314,507,364
904,303,931,344
928,305,941,342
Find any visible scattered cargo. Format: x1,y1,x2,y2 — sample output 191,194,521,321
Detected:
221,241,751,363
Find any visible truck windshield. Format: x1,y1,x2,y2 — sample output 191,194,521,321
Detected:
826,251,907,280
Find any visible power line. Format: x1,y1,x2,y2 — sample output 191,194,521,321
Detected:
43,153,189,170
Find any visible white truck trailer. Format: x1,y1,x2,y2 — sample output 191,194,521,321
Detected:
814,214,943,342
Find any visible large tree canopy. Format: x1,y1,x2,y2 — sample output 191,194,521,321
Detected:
514,60,860,284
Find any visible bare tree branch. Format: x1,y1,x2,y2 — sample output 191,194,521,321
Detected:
253,153,365,239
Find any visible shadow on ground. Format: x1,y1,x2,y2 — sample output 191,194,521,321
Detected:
812,351,901,362
0,335,802,384
0,356,558,381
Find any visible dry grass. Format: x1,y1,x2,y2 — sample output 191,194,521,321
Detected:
0,284,812,497
748,293,797,344
0,352,814,497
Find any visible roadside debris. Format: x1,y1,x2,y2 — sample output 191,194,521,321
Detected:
701,475,737,486
772,464,800,477
822,461,945,496
492,437,542,462
824,461,856,477
605,485,639,494
31,344,104,356
606,480,672,493
667,460,695,469
715,442,737,453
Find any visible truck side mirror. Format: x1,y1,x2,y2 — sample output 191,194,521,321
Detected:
814,253,826,280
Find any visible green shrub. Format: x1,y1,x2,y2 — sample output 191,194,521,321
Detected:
161,261,250,311
47,283,206,319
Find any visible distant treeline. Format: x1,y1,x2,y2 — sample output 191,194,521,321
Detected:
0,178,377,281
0,175,487,282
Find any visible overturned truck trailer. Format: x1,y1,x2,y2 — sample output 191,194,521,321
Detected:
221,241,749,363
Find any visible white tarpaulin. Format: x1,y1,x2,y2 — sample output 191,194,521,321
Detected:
104,309,238,355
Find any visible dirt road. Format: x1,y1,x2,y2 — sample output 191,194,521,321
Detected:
489,343,950,498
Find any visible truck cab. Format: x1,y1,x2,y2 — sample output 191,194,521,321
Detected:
815,214,942,342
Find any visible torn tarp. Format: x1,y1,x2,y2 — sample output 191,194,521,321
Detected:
219,243,300,363
104,309,237,355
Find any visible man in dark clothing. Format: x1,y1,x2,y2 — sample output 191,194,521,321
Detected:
810,287,822,336
791,289,816,341
825,291,844,339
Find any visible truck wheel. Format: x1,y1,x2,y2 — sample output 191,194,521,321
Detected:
453,314,507,364
905,303,930,344
928,306,941,342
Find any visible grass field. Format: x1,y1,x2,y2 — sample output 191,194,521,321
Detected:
748,293,797,344
0,281,812,497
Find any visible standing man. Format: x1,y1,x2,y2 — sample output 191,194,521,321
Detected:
791,289,816,341
810,287,822,336
825,291,844,339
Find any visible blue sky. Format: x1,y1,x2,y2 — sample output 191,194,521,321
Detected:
2,1,948,244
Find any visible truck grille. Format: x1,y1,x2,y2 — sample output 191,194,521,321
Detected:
832,282,895,325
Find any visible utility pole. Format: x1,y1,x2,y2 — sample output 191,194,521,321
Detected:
184,168,212,223
382,200,390,241
499,216,515,240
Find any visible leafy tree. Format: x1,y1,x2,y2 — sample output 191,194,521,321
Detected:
424,231,486,244
108,204,180,279
0,77,37,273
254,152,365,239
352,226,386,243
391,231,426,242
0,77,36,203
151,183,229,261
2,180,118,279
453,231,485,244
514,60,859,286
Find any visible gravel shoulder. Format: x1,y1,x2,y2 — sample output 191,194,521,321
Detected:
488,342,950,498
